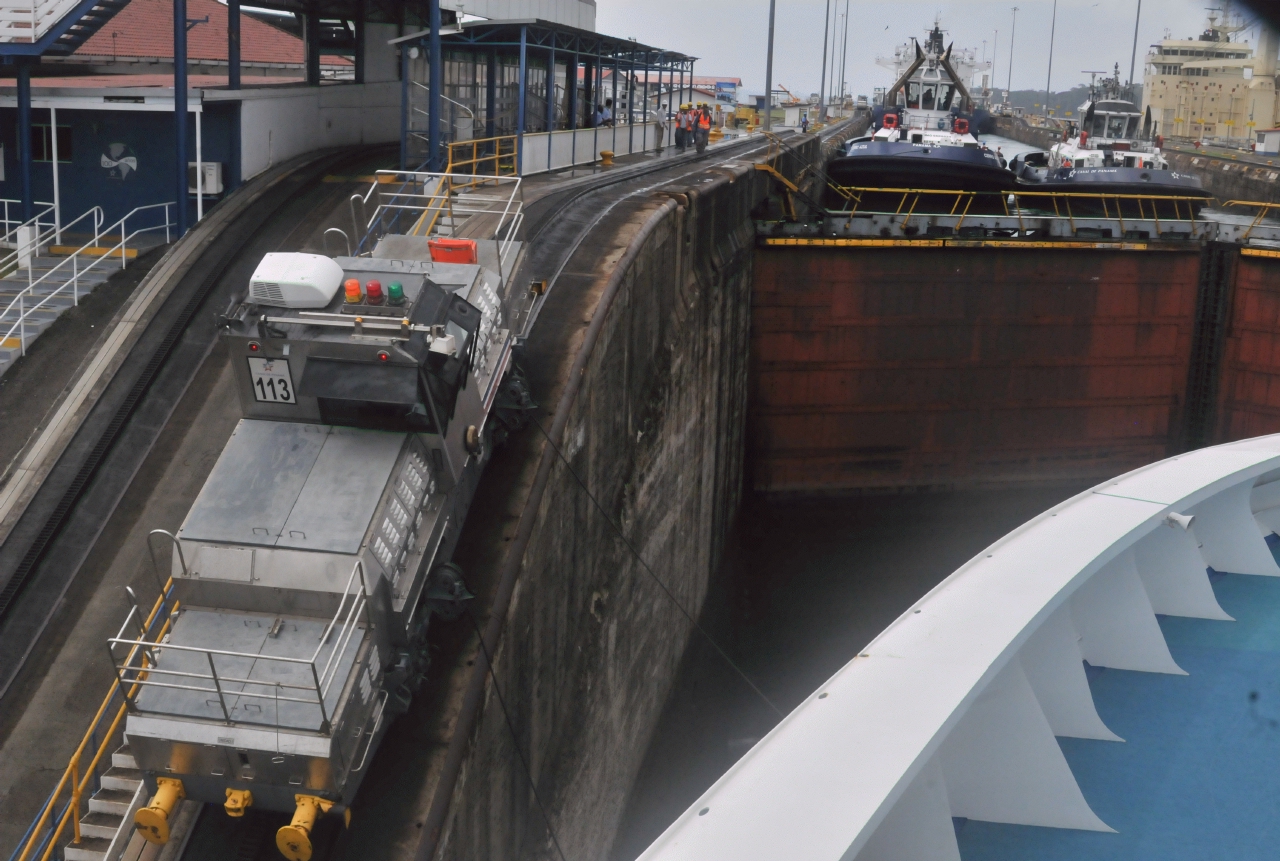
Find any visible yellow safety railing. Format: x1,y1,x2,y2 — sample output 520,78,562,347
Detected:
828,185,1212,237
445,134,519,182
14,580,178,861
405,136,521,240
1222,199,1280,241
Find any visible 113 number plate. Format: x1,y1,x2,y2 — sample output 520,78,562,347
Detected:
248,357,296,403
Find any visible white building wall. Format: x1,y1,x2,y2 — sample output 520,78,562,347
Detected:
228,83,401,180
364,22,401,83
442,0,595,31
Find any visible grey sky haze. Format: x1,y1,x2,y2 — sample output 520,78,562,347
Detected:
596,1,1265,99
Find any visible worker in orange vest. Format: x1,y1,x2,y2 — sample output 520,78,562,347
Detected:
695,103,712,153
676,102,693,152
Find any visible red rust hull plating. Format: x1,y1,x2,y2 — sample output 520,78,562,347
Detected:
750,247,1204,494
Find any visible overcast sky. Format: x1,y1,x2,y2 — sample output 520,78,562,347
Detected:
596,0,1270,97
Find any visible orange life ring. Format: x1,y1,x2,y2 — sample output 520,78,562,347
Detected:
953,118,969,135
882,113,899,129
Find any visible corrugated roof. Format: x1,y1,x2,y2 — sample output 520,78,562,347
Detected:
74,0,346,65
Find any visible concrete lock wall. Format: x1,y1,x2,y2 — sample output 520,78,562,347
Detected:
433,137,826,860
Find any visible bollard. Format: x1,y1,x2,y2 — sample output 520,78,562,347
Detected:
599,150,615,167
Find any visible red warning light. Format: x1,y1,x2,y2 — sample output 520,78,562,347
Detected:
248,341,261,352
377,350,390,362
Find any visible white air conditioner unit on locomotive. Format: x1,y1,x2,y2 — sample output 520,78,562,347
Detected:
108,174,533,861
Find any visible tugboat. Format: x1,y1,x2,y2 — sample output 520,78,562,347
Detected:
1009,65,1210,215
827,20,1008,208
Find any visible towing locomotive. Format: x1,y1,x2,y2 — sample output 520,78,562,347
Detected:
109,175,531,861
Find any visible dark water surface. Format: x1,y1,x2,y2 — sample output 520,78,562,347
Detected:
611,484,1092,860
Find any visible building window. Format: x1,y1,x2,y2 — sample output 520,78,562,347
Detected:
31,125,72,163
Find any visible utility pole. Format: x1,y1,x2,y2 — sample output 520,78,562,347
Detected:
819,0,831,117
992,30,998,100
1007,7,1018,93
1127,0,1143,88
1044,0,1058,117
764,0,776,130
839,0,850,107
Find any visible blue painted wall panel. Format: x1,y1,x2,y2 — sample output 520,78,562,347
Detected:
0,102,240,230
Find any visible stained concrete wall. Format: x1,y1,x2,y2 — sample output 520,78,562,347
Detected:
431,133,830,861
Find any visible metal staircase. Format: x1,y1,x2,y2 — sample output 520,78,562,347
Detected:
62,744,145,861
0,0,132,57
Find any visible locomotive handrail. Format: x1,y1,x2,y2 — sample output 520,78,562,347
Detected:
107,560,370,733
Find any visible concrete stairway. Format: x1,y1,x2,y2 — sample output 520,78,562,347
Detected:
63,743,144,861
0,250,123,377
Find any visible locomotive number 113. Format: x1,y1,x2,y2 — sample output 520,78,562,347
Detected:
247,357,296,404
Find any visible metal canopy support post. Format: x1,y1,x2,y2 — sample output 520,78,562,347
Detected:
304,9,321,85
50,106,60,243
516,25,527,174
174,0,189,235
428,0,442,170
485,49,497,139
627,55,634,153
17,63,32,221
355,9,366,83
195,105,203,222
611,54,618,147
547,42,555,167
593,47,600,157
228,0,240,89
399,39,409,170
570,52,579,164
354,3,366,84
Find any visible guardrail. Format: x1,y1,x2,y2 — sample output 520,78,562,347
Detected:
812,185,1216,242
0,203,173,359
350,170,523,276
107,560,369,734
1222,198,1280,241
637,434,1280,861
446,134,519,182
9,572,178,861
0,199,56,247
0,203,87,280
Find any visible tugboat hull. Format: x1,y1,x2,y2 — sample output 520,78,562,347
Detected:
826,141,1012,211
1015,165,1212,217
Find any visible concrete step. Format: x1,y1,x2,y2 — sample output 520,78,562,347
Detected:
112,745,137,770
87,787,133,815
100,765,142,792
62,835,112,861
79,809,126,840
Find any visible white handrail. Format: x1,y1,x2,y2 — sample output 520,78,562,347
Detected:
108,559,370,732
0,204,101,286
0,199,55,246
638,434,1280,861
0,203,173,357
357,170,524,265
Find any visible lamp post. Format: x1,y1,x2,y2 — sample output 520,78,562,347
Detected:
1007,7,1018,94
764,0,776,130
1044,0,1058,118
819,0,831,118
